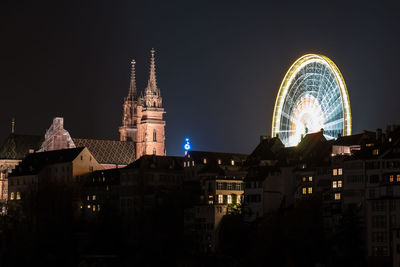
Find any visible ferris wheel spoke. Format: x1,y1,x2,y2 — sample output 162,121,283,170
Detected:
323,118,343,129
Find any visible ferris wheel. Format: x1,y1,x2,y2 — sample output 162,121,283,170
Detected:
271,54,352,147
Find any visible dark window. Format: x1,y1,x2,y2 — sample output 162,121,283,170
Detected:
153,130,157,142
370,175,379,184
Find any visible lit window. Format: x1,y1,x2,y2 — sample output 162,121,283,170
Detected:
97,204,100,211
334,193,341,200
231,160,235,166
218,194,223,204
302,177,306,182
92,195,96,200
16,192,21,200
227,195,232,204
10,192,14,200
333,169,338,176
338,168,343,175
87,205,91,209
309,176,312,182
87,195,90,201
302,188,306,195
372,149,379,156
218,159,222,165
397,174,400,182
184,162,186,167
192,161,195,166
80,205,83,209
332,181,337,188
106,186,110,191
203,158,207,164
390,175,394,182
92,205,96,212
102,177,105,182
237,195,241,204
307,187,312,194
338,180,342,188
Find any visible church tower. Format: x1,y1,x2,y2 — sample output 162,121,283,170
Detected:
119,59,139,142
136,49,166,159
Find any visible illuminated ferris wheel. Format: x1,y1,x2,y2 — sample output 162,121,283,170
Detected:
271,54,352,147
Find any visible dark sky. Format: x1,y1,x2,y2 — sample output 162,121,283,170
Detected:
1,0,400,156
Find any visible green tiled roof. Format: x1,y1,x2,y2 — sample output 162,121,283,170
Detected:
0,134,43,160
72,138,135,165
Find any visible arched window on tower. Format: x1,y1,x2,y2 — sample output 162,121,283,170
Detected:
153,148,156,155
153,130,157,142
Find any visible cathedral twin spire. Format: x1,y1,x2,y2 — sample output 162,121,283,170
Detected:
127,48,161,105
146,48,159,95
120,49,166,159
128,59,137,101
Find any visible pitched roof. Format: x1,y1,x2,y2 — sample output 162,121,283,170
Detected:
333,131,376,146
247,137,284,162
72,138,135,165
9,147,85,176
0,134,43,160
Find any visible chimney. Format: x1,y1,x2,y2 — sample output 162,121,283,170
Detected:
260,136,268,142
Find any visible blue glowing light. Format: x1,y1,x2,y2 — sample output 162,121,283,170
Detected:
184,138,191,151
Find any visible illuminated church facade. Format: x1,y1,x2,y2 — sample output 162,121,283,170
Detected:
119,49,166,159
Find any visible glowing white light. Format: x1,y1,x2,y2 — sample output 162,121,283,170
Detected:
288,95,324,146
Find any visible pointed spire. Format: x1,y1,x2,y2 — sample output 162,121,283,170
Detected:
146,48,158,93
128,59,137,100
11,118,15,133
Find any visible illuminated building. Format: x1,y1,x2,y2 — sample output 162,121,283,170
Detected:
272,54,352,147
183,150,248,252
39,117,136,169
7,147,103,223
194,176,244,252
119,49,166,159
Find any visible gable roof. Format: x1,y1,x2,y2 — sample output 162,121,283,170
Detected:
0,134,43,160
333,131,376,146
72,138,135,165
10,147,85,176
247,137,284,163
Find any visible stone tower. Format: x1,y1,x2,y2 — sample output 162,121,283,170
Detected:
119,59,139,142
136,49,166,159
119,49,166,160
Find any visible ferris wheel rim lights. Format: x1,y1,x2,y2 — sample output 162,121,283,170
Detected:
271,54,352,146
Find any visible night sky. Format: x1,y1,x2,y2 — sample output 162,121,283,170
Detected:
1,0,400,156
